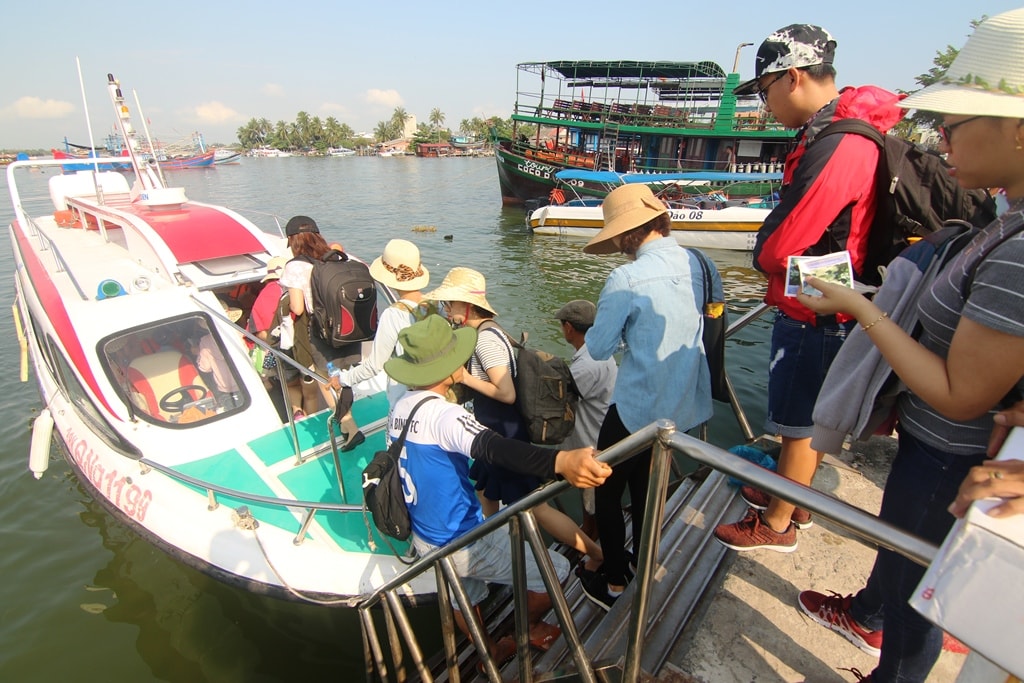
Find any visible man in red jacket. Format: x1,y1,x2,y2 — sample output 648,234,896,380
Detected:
714,24,904,551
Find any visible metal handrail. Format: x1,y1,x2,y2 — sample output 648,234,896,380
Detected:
354,415,938,682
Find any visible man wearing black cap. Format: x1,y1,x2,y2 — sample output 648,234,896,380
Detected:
555,299,617,539
714,25,904,553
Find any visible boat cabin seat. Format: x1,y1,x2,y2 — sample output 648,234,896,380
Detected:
126,350,211,422
48,171,131,212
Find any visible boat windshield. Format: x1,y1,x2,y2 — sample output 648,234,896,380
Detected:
99,314,248,427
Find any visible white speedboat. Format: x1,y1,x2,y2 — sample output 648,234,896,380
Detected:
8,73,436,605
528,200,771,251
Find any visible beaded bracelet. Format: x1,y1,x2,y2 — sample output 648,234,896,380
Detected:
861,312,888,331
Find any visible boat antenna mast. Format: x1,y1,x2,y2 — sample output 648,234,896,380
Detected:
132,89,168,188
75,57,105,204
106,74,164,194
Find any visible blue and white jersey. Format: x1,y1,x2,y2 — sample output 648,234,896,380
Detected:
390,390,489,546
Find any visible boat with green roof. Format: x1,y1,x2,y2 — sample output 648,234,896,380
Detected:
494,59,795,205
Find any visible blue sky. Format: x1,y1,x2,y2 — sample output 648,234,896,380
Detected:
1,1,1018,149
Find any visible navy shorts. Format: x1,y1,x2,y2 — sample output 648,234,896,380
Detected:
765,311,853,438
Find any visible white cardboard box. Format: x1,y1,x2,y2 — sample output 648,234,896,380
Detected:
911,427,1024,678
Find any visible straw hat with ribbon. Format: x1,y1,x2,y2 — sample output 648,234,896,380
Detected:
384,315,478,387
369,239,430,290
899,8,1024,117
583,184,669,255
424,267,497,317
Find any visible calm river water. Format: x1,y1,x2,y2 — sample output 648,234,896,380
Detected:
0,156,773,681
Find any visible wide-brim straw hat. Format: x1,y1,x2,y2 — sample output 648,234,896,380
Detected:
899,8,1024,117
423,267,498,317
583,184,669,255
369,239,430,290
384,315,478,387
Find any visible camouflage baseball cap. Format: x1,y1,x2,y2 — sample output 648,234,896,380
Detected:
733,24,837,96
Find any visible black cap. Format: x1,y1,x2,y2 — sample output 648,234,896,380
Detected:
733,24,837,96
285,215,319,236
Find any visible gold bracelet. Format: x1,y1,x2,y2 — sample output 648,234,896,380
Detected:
861,312,888,331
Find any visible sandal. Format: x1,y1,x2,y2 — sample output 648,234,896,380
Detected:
476,636,516,675
527,622,561,652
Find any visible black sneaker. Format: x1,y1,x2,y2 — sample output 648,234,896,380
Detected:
579,568,619,612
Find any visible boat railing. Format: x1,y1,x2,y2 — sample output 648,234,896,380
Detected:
352,412,938,682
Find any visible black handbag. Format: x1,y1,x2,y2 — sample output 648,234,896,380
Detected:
692,249,730,403
361,395,437,561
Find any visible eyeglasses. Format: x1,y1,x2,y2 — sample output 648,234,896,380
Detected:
938,116,983,144
756,72,787,104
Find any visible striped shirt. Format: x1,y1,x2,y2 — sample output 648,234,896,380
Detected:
899,200,1024,454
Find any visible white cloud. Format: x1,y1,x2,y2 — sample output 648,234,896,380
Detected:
191,101,244,124
364,89,403,108
321,102,350,116
0,96,75,120
262,83,284,97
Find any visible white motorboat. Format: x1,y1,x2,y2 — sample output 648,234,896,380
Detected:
7,73,437,605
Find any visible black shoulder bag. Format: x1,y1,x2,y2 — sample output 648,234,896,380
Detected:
361,394,437,563
692,249,730,403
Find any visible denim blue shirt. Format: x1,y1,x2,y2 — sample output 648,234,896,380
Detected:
585,237,717,433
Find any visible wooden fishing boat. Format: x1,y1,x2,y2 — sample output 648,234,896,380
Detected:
494,60,794,205
9,73,435,605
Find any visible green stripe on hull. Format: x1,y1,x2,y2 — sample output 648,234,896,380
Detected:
278,428,409,554
174,449,301,533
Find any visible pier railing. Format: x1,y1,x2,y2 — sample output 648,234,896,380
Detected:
352,301,938,682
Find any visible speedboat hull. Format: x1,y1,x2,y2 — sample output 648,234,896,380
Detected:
528,203,769,251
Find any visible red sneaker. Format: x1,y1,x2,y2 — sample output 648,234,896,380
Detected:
798,590,882,656
740,485,814,530
713,508,797,553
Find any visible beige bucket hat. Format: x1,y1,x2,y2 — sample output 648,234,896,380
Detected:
261,256,288,282
583,184,669,255
369,239,430,290
899,8,1024,117
424,267,498,317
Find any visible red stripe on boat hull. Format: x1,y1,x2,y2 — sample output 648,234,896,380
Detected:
12,221,120,418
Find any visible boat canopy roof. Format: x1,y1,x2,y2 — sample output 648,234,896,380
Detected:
555,170,783,184
522,60,727,81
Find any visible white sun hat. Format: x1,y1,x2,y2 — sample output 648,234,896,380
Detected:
899,8,1024,118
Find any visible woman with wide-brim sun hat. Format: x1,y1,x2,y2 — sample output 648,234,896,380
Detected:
794,9,1024,681
336,239,431,415
575,182,721,612
425,267,606,568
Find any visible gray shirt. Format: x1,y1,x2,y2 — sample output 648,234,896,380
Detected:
899,200,1024,454
560,345,618,450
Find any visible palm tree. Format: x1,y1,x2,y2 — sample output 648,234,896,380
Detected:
429,108,446,142
374,121,391,144
390,107,410,139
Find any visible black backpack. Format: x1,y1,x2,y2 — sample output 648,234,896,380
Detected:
816,119,997,286
361,395,437,559
479,321,581,445
302,250,378,347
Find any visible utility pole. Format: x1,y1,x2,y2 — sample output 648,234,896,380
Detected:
732,42,754,74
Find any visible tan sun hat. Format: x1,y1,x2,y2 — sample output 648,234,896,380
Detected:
424,267,497,317
899,8,1024,118
261,256,288,282
583,184,669,255
369,239,430,290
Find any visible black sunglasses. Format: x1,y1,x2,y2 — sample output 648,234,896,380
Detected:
756,72,787,104
938,116,983,144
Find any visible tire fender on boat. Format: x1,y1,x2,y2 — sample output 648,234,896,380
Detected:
29,409,54,480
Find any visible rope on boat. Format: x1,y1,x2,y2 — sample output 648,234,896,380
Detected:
238,507,362,607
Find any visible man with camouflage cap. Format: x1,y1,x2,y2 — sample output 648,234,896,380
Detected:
715,25,904,554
